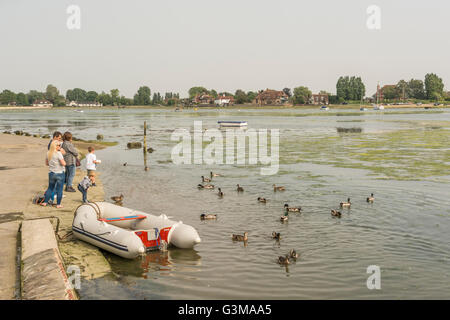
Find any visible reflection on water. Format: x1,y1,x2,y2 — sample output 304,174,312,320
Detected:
1,108,450,299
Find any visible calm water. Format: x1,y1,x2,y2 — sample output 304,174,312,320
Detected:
1,107,450,299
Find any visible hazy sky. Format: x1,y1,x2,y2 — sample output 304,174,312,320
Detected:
0,0,448,98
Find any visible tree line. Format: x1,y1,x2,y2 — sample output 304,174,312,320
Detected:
0,85,180,106
1,73,447,107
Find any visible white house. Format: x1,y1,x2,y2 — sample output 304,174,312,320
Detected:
214,95,234,107
68,101,103,107
32,100,53,107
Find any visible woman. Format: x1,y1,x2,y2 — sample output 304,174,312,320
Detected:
62,131,79,192
41,140,66,208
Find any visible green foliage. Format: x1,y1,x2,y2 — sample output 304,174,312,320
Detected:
234,89,247,104
293,86,312,104
86,91,98,102
408,79,425,99
424,73,444,101
66,88,87,102
336,76,365,101
45,84,60,103
110,89,120,105
16,92,28,105
246,91,257,102
0,89,16,104
188,87,208,99
134,86,151,105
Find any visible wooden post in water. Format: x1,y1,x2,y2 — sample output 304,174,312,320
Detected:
143,121,149,171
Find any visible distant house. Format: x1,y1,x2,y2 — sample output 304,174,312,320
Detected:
68,101,103,107
7,101,17,106
32,100,53,107
310,94,329,105
193,93,214,105
373,84,396,102
214,95,235,107
254,89,288,105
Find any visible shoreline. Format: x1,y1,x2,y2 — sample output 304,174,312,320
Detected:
0,133,114,299
1,103,449,111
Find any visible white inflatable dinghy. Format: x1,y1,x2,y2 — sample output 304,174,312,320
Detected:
72,202,201,259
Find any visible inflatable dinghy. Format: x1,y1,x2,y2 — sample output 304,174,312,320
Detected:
72,202,201,259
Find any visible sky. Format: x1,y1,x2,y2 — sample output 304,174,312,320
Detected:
0,0,448,98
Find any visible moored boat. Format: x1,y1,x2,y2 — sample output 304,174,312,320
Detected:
72,202,201,259
218,120,248,128
320,106,329,111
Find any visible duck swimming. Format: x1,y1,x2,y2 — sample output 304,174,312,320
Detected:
272,231,281,240
340,198,351,208
200,213,217,220
210,171,222,178
280,214,288,222
273,184,285,192
236,184,244,192
218,188,224,198
289,249,299,259
284,204,301,212
231,232,248,241
111,194,124,202
367,193,375,203
198,184,215,189
331,209,342,218
278,255,290,265
202,176,212,183
257,197,267,203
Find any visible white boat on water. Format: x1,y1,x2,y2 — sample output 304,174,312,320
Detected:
218,121,248,128
72,202,201,259
360,107,367,111
373,104,385,110
320,106,329,111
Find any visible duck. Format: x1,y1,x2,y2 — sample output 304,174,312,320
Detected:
218,188,224,198
272,231,281,240
236,184,244,192
340,198,351,208
200,213,217,220
284,204,301,212
210,171,222,178
331,209,342,218
123,162,127,166
231,232,248,241
198,184,215,189
257,197,267,203
201,176,212,183
367,193,375,203
289,249,299,260
278,255,290,265
280,215,289,222
111,194,124,202
273,184,285,192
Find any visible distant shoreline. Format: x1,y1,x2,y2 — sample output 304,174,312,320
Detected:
1,103,448,111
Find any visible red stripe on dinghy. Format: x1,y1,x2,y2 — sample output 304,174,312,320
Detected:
99,214,147,222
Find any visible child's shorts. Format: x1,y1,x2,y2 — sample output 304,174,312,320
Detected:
87,170,96,177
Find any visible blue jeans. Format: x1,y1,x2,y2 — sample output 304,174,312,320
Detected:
78,184,88,203
44,172,65,205
65,164,76,188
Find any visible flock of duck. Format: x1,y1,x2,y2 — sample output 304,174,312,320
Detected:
198,171,376,266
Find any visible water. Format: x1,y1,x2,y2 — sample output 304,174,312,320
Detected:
1,107,450,299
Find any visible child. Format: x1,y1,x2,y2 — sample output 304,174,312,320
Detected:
85,146,101,186
78,174,95,203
